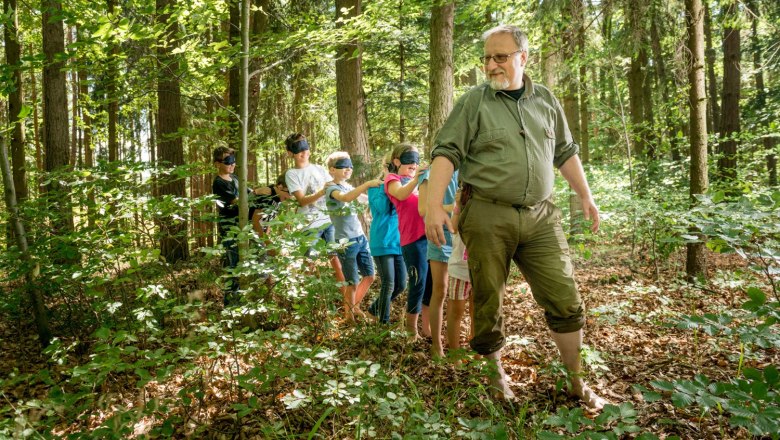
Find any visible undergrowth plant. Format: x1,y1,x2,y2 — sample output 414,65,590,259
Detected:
641,189,780,437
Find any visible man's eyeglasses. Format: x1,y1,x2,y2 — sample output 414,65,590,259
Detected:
479,50,522,65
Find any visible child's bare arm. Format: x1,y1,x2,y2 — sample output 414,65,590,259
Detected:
330,179,381,203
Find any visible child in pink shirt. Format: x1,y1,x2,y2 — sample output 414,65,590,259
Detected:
384,143,431,338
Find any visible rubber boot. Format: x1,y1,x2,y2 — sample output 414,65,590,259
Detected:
551,330,609,410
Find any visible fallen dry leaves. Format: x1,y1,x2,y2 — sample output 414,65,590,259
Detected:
1,247,776,438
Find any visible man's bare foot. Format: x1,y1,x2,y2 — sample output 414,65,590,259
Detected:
431,344,445,360
486,352,516,401
571,379,609,410
489,367,515,400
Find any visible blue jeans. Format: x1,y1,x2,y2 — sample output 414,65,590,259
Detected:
337,235,375,285
401,237,431,314
369,254,407,323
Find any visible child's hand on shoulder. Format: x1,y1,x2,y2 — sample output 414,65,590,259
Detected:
367,178,382,188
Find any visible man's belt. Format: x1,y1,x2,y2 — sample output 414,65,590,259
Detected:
470,193,540,211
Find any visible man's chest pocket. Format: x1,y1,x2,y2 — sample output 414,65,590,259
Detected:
471,128,507,161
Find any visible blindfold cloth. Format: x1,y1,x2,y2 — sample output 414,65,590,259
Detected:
399,151,420,165
289,139,310,154
221,155,236,165
333,158,353,169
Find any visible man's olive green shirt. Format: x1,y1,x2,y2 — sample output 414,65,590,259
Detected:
432,75,579,207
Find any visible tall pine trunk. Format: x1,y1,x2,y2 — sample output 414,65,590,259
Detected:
564,0,584,233
42,0,77,263
718,0,740,184
650,10,678,161
704,5,720,136
156,0,189,263
335,0,371,180
427,1,454,153
107,0,119,162
5,0,27,204
685,0,708,281
747,0,777,186
228,0,240,154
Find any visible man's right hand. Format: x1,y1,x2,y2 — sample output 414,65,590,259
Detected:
425,204,452,247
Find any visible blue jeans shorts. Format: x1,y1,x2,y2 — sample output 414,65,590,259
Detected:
337,235,375,285
426,228,453,262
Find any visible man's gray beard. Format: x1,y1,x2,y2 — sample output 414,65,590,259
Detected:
488,78,510,90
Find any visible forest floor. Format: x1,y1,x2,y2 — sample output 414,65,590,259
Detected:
1,244,777,439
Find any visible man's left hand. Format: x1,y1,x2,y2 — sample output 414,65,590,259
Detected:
582,198,600,233
425,204,452,247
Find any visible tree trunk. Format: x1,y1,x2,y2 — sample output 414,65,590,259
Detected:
718,0,740,184
562,1,581,148
228,0,240,155
1,136,51,347
156,0,189,263
69,27,79,166
626,0,649,158
237,0,249,232
650,9,674,160
577,0,589,164
685,0,708,281
746,0,777,186
4,0,28,203
398,0,406,143
627,48,647,158
427,1,454,153
704,4,720,136
246,0,270,183
335,0,371,180
563,0,584,233
107,0,119,162
540,22,559,90
42,0,77,262
77,29,93,169
642,62,655,159
29,45,43,182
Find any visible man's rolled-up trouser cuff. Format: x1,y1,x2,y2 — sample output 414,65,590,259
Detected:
545,312,585,334
469,332,504,355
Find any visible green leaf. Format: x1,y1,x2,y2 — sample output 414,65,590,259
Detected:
763,365,779,386
671,391,694,407
650,380,675,392
743,287,766,309
729,415,753,429
618,402,638,418
93,22,114,39
743,368,762,381
536,431,566,440
94,327,111,340
751,380,769,400
17,105,31,119
754,413,780,436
